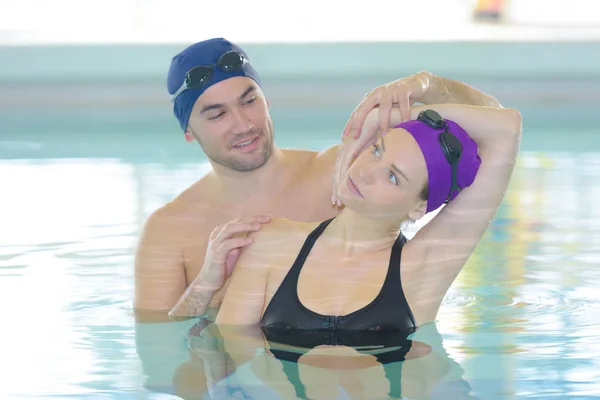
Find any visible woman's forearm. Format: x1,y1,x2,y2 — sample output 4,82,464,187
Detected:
409,104,522,150
422,73,503,108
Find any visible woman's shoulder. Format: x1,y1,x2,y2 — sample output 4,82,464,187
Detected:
253,217,321,239
236,218,324,270
244,217,323,253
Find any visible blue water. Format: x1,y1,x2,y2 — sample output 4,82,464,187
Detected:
1,107,600,399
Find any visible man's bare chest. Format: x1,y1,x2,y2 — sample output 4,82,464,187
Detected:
180,188,335,281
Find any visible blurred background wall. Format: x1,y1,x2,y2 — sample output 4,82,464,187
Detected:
1,0,600,152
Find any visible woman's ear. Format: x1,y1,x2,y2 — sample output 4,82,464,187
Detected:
407,200,427,221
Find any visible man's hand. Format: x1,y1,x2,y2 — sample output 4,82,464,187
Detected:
197,215,271,290
342,71,431,140
168,215,271,318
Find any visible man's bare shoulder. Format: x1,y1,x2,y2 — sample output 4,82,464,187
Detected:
281,145,338,163
279,147,318,163
137,202,187,253
281,145,338,179
314,143,340,161
140,177,214,235
171,175,214,208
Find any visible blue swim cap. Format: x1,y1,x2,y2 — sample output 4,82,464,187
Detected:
167,38,261,132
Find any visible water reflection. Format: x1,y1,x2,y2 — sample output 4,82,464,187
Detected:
136,318,482,400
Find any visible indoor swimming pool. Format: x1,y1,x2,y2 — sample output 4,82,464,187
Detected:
1,104,599,399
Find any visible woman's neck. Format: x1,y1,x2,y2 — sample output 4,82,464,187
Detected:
323,209,405,257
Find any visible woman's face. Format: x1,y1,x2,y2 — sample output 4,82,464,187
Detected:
337,128,429,221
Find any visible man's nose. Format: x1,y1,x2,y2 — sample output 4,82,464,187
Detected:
230,108,253,133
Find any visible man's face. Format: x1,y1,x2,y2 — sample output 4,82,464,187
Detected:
185,77,274,172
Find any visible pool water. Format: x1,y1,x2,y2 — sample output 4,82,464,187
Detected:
1,108,600,399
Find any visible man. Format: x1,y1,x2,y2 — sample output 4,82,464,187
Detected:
133,37,502,321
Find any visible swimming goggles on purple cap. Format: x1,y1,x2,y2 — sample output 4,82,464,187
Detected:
417,109,464,203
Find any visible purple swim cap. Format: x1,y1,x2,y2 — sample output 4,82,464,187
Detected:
394,112,481,213
167,38,261,132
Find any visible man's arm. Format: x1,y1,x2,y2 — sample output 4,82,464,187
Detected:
342,71,503,144
419,71,503,108
168,277,221,320
134,208,188,322
168,215,272,321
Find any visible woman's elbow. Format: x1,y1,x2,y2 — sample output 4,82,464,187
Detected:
502,108,523,138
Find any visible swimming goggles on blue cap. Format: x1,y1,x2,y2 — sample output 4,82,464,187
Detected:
171,50,247,102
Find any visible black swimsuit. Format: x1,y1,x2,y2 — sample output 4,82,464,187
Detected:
260,217,417,333
258,218,418,398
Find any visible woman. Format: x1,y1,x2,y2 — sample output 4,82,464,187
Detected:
212,103,521,330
